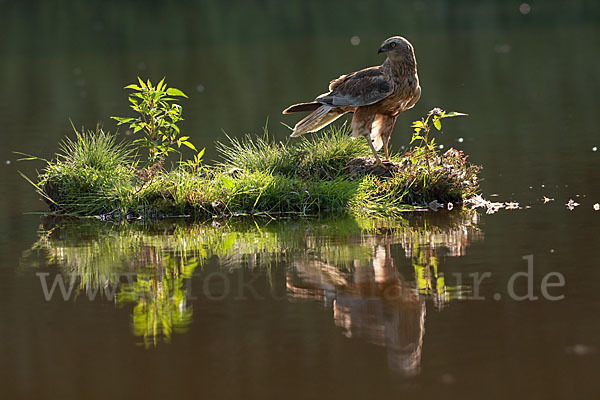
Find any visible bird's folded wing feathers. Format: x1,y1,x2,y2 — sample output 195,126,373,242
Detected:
316,67,393,107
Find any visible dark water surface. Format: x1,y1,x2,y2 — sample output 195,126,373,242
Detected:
1,1,600,399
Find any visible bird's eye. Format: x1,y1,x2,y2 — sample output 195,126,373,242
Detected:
390,42,396,48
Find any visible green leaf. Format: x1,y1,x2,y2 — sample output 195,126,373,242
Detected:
166,88,188,98
433,119,442,130
133,138,151,145
442,111,468,118
196,148,205,159
124,84,141,90
221,175,235,190
182,141,197,151
137,77,146,89
112,117,135,125
157,77,166,91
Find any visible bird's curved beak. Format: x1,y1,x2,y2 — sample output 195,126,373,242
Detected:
377,45,387,54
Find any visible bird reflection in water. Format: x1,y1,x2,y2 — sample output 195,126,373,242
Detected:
286,220,479,375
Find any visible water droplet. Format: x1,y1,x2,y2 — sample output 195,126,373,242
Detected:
494,44,512,54
350,36,360,46
566,344,595,356
457,137,464,143
566,199,580,210
196,84,205,93
593,146,598,152
594,203,600,211
438,144,444,149
543,196,554,204
550,249,555,253
519,3,531,14
5,160,11,165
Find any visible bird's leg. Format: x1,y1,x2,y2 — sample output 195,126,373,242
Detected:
352,109,386,168
365,136,386,168
383,139,390,161
381,117,396,161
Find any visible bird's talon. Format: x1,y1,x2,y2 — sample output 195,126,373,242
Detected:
375,160,389,170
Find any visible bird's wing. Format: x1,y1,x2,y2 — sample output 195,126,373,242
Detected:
316,67,393,107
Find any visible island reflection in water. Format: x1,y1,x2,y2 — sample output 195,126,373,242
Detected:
28,212,481,373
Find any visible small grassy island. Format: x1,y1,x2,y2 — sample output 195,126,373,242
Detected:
22,79,481,220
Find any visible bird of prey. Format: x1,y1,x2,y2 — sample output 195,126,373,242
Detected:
283,36,421,165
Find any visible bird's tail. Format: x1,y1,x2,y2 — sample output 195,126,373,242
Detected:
282,102,321,114
289,105,345,137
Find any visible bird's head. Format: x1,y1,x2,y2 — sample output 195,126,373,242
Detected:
378,36,415,61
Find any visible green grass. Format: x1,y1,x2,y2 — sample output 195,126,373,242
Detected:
28,124,481,220
216,123,369,180
33,127,138,216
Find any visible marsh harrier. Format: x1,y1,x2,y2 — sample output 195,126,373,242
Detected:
283,36,421,165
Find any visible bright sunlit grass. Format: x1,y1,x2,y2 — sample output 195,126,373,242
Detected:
25,120,480,220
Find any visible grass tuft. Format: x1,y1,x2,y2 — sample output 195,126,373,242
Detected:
38,126,137,216
217,124,369,180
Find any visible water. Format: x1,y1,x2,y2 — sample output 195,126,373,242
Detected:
1,1,600,398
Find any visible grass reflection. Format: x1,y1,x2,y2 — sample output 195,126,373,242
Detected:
117,265,193,348
27,212,481,354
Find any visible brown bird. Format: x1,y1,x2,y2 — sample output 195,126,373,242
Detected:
283,36,421,165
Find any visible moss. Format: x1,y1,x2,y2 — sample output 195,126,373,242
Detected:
30,124,481,220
